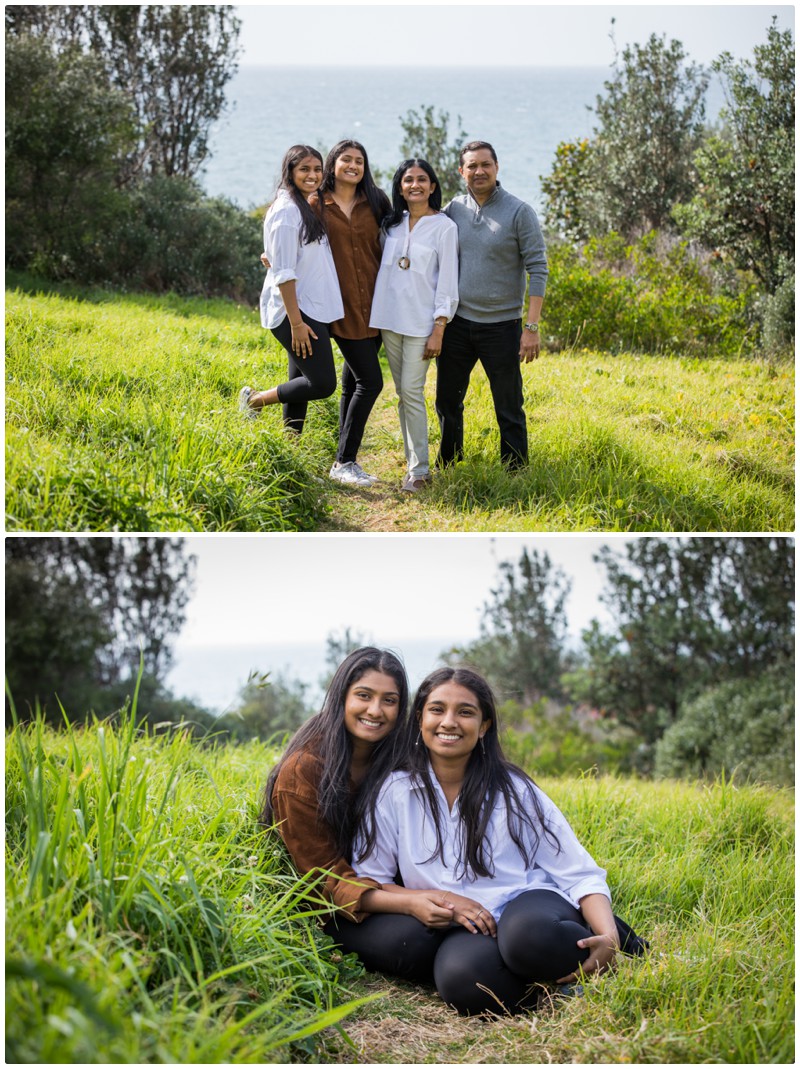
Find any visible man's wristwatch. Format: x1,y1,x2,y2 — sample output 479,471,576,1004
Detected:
523,321,539,333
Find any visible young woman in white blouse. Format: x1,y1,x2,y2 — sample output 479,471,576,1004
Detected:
351,666,647,1016
240,145,343,433
369,159,459,492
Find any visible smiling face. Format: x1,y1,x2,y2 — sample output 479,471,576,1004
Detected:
418,680,490,762
334,147,365,188
400,165,436,208
290,154,324,199
458,148,499,200
342,669,402,747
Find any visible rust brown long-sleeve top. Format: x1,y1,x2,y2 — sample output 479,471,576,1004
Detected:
270,748,381,922
317,191,383,340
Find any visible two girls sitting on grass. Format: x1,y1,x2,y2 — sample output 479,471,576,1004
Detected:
260,649,646,1016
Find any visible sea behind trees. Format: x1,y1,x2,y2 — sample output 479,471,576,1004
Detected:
202,64,725,211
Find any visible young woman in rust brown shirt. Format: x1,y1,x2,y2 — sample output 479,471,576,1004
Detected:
316,141,391,487
260,647,486,982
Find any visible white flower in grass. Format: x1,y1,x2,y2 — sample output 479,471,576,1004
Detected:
65,920,77,942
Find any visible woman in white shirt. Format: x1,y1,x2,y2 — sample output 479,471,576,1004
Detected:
351,666,647,1016
240,145,343,433
369,159,459,493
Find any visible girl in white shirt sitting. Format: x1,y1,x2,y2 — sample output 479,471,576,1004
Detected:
240,145,344,433
352,666,647,1016
369,160,459,493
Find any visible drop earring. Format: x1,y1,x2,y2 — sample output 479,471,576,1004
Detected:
480,735,486,756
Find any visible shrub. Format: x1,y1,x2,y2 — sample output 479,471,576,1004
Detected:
654,665,794,786
543,231,758,356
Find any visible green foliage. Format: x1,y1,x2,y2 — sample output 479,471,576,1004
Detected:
5,13,255,298
445,548,572,705
542,30,708,239
219,673,312,743
383,105,468,203
499,700,639,778
6,4,242,180
544,231,757,356
5,537,195,724
674,20,795,298
98,176,263,300
5,700,374,1063
568,537,795,756
5,34,136,274
654,665,794,786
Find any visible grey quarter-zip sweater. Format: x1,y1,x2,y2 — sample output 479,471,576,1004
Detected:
444,183,548,323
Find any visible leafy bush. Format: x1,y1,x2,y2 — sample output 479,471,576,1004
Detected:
654,665,794,786
543,231,758,356
499,699,640,778
98,176,263,301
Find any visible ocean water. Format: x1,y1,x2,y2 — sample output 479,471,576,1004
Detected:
201,65,610,213
201,64,725,214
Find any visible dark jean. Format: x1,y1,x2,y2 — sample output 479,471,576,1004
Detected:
435,313,527,468
333,334,383,464
272,313,337,434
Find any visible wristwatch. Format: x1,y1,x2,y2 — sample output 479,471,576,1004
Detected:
523,321,539,333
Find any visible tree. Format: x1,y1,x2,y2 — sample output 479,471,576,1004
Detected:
5,537,196,723
319,627,371,693
568,537,795,749
5,34,136,271
445,548,571,705
383,105,469,203
5,5,242,181
542,28,708,239
674,20,795,299
219,673,311,743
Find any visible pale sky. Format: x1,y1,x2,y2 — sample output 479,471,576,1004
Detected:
235,2,793,68
177,533,639,649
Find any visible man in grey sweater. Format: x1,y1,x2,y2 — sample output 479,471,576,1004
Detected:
436,141,548,470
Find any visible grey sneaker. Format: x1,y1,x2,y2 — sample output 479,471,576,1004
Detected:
350,461,378,484
330,461,373,487
239,386,259,419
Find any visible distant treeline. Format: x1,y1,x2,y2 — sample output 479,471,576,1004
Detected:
6,537,794,787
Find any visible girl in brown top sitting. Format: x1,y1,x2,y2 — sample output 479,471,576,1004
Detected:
260,647,479,982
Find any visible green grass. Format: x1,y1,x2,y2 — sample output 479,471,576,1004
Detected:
6,698,794,1063
5,274,794,531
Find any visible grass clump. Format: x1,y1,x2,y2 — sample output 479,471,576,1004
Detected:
5,693,376,1063
5,276,794,531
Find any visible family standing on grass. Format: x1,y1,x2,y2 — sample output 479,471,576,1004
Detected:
240,138,548,491
260,648,647,1017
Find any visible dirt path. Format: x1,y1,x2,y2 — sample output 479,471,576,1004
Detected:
317,394,442,532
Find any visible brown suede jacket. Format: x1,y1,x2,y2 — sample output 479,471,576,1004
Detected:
270,748,381,922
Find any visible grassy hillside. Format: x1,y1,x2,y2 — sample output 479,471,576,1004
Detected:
5,704,794,1063
5,277,794,532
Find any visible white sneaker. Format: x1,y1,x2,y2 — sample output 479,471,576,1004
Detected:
401,474,431,493
239,386,259,419
350,461,378,484
329,461,373,487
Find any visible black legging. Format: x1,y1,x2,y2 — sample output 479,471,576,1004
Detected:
327,890,644,1017
272,313,337,433
334,334,383,464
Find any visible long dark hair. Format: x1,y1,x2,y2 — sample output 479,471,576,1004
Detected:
320,139,391,226
277,144,327,245
260,646,409,858
403,666,560,880
382,158,443,233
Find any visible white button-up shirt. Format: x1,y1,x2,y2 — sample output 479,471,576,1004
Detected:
369,212,459,338
354,768,611,920
260,190,344,330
